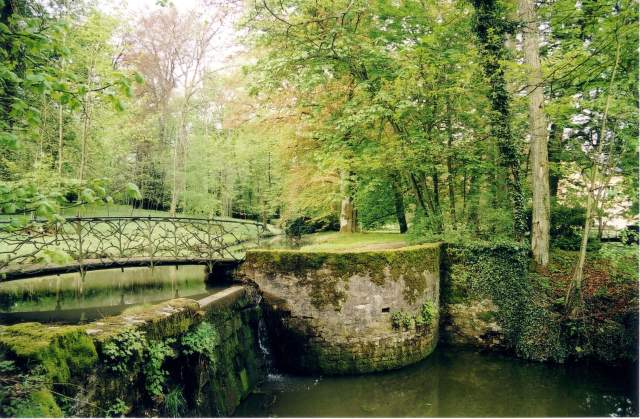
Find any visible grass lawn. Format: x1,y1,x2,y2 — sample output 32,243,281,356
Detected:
267,231,409,252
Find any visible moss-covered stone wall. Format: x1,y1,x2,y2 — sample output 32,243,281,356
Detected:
440,242,530,350
0,286,264,417
239,244,441,374
440,243,638,364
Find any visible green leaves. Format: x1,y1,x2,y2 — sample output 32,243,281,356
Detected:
125,183,142,200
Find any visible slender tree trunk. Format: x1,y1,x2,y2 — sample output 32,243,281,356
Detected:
170,112,188,215
424,172,443,233
409,172,428,215
432,171,440,209
57,102,63,177
391,177,408,233
548,123,562,198
466,170,480,233
79,94,92,183
519,0,551,266
462,168,468,213
36,96,47,168
170,136,178,215
445,109,457,226
339,170,356,233
567,40,621,311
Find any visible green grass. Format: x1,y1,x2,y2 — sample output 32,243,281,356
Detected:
61,204,173,218
268,231,409,252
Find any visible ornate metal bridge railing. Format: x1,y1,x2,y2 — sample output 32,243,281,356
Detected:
0,216,267,281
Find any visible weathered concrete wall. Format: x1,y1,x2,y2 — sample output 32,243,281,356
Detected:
0,286,264,417
239,244,441,374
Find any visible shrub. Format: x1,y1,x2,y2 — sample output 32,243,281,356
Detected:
283,215,339,238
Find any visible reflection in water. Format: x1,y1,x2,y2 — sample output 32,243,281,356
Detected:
235,347,638,417
0,265,224,324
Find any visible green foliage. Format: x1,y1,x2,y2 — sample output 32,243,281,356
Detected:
391,301,437,330
597,243,639,282
355,177,397,230
0,360,53,418
144,339,175,399
444,242,531,344
391,311,414,330
284,216,339,238
101,328,146,374
514,284,568,363
104,398,129,418
416,302,437,327
13,389,63,418
164,386,187,418
547,204,600,251
180,322,220,364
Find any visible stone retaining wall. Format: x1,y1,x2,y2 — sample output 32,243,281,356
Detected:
239,244,441,374
0,286,264,417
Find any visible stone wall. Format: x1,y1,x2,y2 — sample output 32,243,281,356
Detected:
439,243,638,364
239,244,441,374
0,286,264,417
439,243,530,350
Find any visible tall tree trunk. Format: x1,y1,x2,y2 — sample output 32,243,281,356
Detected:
466,170,480,234
519,0,551,266
170,138,178,215
548,123,562,198
424,172,444,233
432,171,440,209
567,40,621,312
57,102,63,177
391,177,408,234
409,172,428,215
36,95,47,168
339,170,357,233
78,94,92,183
462,168,468,213
79,60,95,183
170,112,188,215
472,0,527,240
445,108,457,226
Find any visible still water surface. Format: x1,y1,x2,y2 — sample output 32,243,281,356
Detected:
0,265,222,324
235,347,638,417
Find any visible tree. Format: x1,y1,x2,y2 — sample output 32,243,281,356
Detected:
518,0,550,266
471,0,527,240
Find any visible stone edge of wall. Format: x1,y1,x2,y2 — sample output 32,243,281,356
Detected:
0,285,262,417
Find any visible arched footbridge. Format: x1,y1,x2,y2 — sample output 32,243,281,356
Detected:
0,216,272,281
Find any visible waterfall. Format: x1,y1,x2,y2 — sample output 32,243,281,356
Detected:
257,309,283,382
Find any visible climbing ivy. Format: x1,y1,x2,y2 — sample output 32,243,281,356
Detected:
444,242,530,344
471,0,527,239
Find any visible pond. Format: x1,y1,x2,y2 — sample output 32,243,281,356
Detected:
235,346,638,417
0,265,224,324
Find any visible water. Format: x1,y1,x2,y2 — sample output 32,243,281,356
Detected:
0,265,225,324
235,346,638,417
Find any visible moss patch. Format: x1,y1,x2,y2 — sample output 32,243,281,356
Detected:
0,323,97,383
244,244,440,309
14,389,63,418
